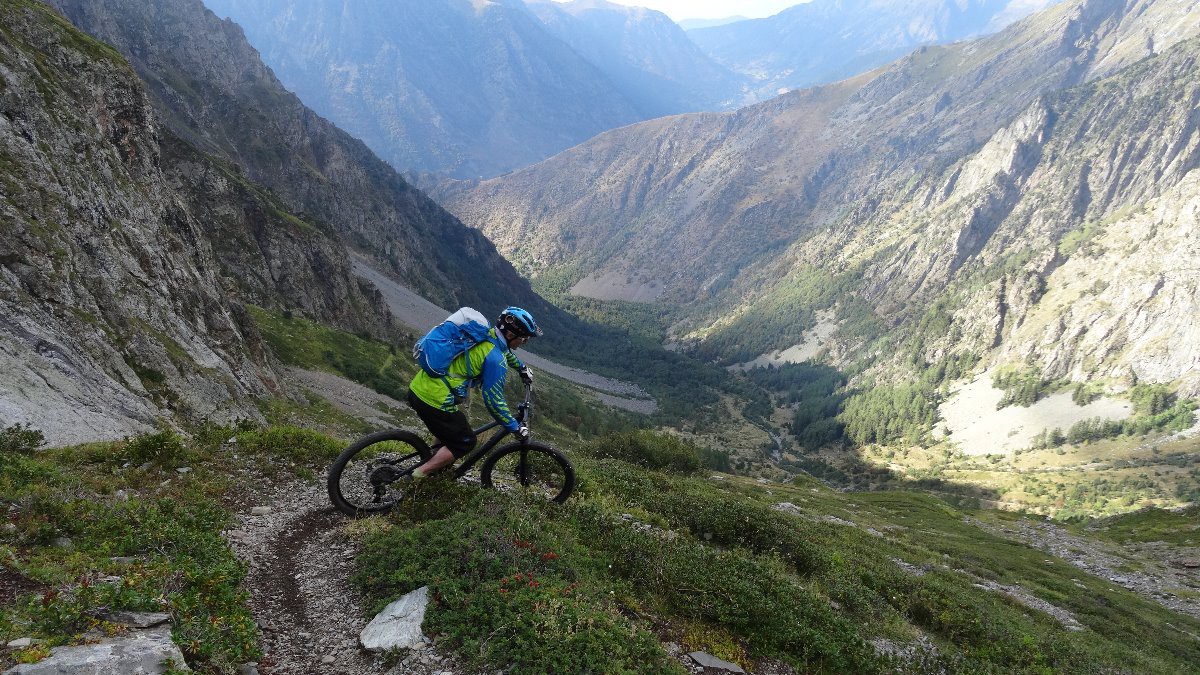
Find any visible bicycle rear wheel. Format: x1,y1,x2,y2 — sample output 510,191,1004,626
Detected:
328,429,432,516
479,441,575,504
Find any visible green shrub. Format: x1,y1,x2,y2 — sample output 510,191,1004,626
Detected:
570,501,878,673
0,423,45,455
582,461,829,575
235,425,344,468
581,430,703,474
123,430,192,468
1130,384,1176,416
355,494,680,675
993,366,1051,409
1072,383,1102,405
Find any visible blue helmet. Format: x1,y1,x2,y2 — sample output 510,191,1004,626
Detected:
498,307,542,338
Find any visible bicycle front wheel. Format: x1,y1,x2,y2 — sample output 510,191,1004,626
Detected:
480,441,575,504
328,429,432,516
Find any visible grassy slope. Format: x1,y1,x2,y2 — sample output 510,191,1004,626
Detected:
0,423,343,671
5,423,1199,673
368,460,1200,672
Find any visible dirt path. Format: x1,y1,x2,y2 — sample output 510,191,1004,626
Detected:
225,478,479,675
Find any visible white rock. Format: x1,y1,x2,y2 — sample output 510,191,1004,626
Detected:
3,627,187,673
250,507,272,516
688,651,745,673
360,586,429,652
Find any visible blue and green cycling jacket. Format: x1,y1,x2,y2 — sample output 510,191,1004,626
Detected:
409,328,526,432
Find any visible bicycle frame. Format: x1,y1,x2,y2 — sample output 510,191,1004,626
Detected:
449,384,534,479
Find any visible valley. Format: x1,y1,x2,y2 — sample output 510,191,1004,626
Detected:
2,0,1199,672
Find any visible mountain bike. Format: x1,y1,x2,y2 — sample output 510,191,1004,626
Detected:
327,384,575,515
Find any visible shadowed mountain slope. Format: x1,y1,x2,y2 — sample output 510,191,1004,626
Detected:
48,0,544,315
200,0,647,178
525,0,749,115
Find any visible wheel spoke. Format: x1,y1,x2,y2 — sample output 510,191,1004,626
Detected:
329,436,427,515
482,443,574,503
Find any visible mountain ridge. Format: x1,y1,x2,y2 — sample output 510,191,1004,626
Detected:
200,0,648,178
688,0,1063,100
436,0,1200,400
524,0,748,115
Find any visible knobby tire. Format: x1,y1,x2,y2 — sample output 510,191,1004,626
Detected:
327,429,432,516
479,440,575,504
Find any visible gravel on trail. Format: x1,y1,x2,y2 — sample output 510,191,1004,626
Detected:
224,477,485,675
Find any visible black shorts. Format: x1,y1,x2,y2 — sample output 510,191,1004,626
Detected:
406,389,477,458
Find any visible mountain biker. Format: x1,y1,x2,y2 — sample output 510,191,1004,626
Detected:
404,307,540,481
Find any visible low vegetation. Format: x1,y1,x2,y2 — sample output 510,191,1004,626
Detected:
0,425,261,672
357,448,1200,674
4,420,1200,673
247,306,416,401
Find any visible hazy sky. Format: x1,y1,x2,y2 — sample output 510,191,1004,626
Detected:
553,0,807,21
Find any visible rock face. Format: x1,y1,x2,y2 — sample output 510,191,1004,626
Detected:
440,0,1200,393
49,0,542,314
359,586,430,653
1,2,276,443
0,0,563,445
2,627,187,674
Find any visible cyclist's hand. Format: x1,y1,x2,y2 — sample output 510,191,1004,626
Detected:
517,425,530,440
519,366,534,386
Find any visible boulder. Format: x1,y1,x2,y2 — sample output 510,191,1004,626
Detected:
359,586,429,652
100,611,171,629
3,627,187,673
688,651,745,673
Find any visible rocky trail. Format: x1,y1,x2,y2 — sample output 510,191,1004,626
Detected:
225,479,482,675
223,477,790,675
